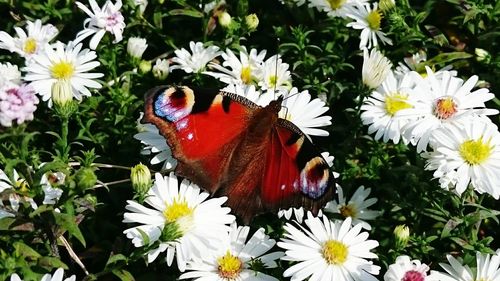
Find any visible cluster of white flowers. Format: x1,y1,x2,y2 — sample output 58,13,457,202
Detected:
384,251,500,281
360,49,500,199
121,172,384,280
122,172,284,278
0,10,108,111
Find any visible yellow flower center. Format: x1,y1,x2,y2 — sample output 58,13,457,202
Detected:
240,65,252,84
327,0,346,10
163,198,193,223
51,61,75,80
23,38,38,54
217,251,242,279
366,9,382,30
385,93,412,116
322,240,348,265
15,179,30,193
268,75,277,88
459,137,492,165
339,204,357,218
434,97,457,119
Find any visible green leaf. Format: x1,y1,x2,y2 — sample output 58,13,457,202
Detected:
168,9,203,18
105,254,128,268
13,242,41,259
53,213,86,247
112,269,135,281
441,218,463,238
38,257,68,270
425,52,473,67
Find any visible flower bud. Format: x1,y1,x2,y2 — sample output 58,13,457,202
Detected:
75,167,97,190
139,60,152,74
152,58,169,80
127,37,148,60
475,48,490,63
218,11,232,28
245,14,259,31
393,224,410,248
131,163,152,196
52,79,73,108
379,0,395,12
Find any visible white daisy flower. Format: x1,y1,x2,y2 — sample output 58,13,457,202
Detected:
10,268,76,281
179,223,283,281
324,185,380,230
40,171,65,205
0,62,22,88
384,255,433,281
398,67,498,152
127,37,147,59
169,41,221,74
278,215,380,281
258,54,292,92
75,0,125,50
0,19,58,59
205,47,267,86
429,250,500,281
134,113,177,170
346,2,393,49
0,168,38,219
360,71,418,144
122,172,235,271
280,87,332,137
362,48,393,89
308,0,368,18
23,41,103,105
425,117,500,199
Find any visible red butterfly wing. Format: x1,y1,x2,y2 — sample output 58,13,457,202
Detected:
143,86,258,192
261,121,333,214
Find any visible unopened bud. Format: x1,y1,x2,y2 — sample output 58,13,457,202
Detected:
75,167,97,190
218,11,232,28
139,60,152,74
131,163,151,196
52,79,72,108
379,0,395,12
152,58,169,80
127,37,148,60
393,224,410,248
475,48,490,63
245,14,259,31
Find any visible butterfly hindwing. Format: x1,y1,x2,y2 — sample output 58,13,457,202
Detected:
261,121,333,213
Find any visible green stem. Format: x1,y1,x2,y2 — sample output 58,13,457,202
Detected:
59,116,70,163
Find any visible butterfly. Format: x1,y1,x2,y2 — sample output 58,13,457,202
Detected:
143,86,334,223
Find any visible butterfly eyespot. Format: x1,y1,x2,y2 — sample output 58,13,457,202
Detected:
154,86,195,122
300,156,329,199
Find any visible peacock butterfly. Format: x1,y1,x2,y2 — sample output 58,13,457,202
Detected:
142,85,334,223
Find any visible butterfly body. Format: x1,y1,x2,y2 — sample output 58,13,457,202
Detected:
143,86,333,223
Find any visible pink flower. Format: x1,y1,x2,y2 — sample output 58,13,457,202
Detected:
0,84,39,127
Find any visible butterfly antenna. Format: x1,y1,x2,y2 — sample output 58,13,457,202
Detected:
273,37,280,100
